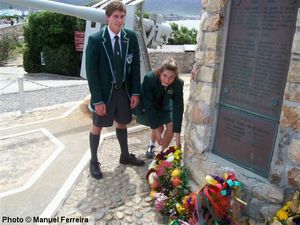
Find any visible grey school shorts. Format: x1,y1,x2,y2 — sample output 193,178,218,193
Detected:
92,88,132,127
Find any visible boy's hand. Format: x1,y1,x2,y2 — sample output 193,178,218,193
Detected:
95,103,106,116
130,95,139,109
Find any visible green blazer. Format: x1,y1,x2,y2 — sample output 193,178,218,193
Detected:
85,26,141,110
139,71,184,133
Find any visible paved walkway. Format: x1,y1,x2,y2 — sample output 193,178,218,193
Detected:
53,127,166,225
0,105,183,225
0,100,161,225
0,68,191,225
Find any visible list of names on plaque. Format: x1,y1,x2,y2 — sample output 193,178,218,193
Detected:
220,0,299,119
214,106,277,176
214,0,299,176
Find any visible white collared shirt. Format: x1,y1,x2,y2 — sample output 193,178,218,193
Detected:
107,26,121,52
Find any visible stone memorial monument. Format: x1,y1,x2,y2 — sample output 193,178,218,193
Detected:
184,0,300,221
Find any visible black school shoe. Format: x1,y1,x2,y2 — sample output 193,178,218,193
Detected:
119,153,145,166
90,161,103,179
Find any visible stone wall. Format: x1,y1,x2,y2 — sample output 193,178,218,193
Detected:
148,46,195,73
184,0,300,222
0,24,23,37
183,0,225,190
276,9,300,189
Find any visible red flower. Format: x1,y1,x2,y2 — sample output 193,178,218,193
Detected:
161,160,172,168
172,177,181,187
156,160,172,176
152,178,161,190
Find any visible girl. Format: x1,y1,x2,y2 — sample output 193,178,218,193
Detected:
136,58,184,159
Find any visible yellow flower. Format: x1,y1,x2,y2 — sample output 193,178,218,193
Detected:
281,201,292,211
275,209,288,221
150,190,157,199
174,146,181,150
174,150,181,160
171,168,181,178
182,195,189,208
175,203,185,214
282,205,288,211
286,201,292,208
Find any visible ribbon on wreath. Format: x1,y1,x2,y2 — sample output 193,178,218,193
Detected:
196,173,247,225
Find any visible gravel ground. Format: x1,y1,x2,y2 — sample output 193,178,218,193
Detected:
0,84,90,113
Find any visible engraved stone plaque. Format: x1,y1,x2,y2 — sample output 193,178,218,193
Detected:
220,0,300,120
214,106,278,176
213,0,299,176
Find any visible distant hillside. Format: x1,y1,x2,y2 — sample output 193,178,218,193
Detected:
144,0,201,17
1,0,201,17
52,0,202,16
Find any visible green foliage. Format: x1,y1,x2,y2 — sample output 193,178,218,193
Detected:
10,42,25,60
0,15,18,20
76,18,86,32
23,11,81,76
24,12,76,49
135,9,149,19
0,33,18,64
168,23,197,45
23,47,43,72
43,44,80,76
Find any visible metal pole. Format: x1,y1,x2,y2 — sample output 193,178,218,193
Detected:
17,76,25,114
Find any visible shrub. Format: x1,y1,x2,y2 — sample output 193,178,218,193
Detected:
23,11,81,76
43,44,80,76
0,33,18,64
23,47,43,73
76,18,86,32
168,23,197,45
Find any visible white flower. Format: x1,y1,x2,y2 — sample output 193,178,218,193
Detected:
148,172,155,185
148,160,157,170
166,153,174,162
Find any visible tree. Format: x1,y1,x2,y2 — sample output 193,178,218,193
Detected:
168,23,197,45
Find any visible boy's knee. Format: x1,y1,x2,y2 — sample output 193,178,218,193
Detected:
91,124,102,135
116,123,127,129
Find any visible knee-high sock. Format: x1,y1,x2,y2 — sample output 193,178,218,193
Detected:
90,133,100,163
116,128,129,157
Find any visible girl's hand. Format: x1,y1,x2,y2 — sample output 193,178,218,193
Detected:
174,133,181,147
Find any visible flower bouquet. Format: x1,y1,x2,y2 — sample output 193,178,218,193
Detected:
146,146,198,224
196,173,247,225
265,190,300,225
146,146,247,225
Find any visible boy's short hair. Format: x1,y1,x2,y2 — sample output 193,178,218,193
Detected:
105,0,127,17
